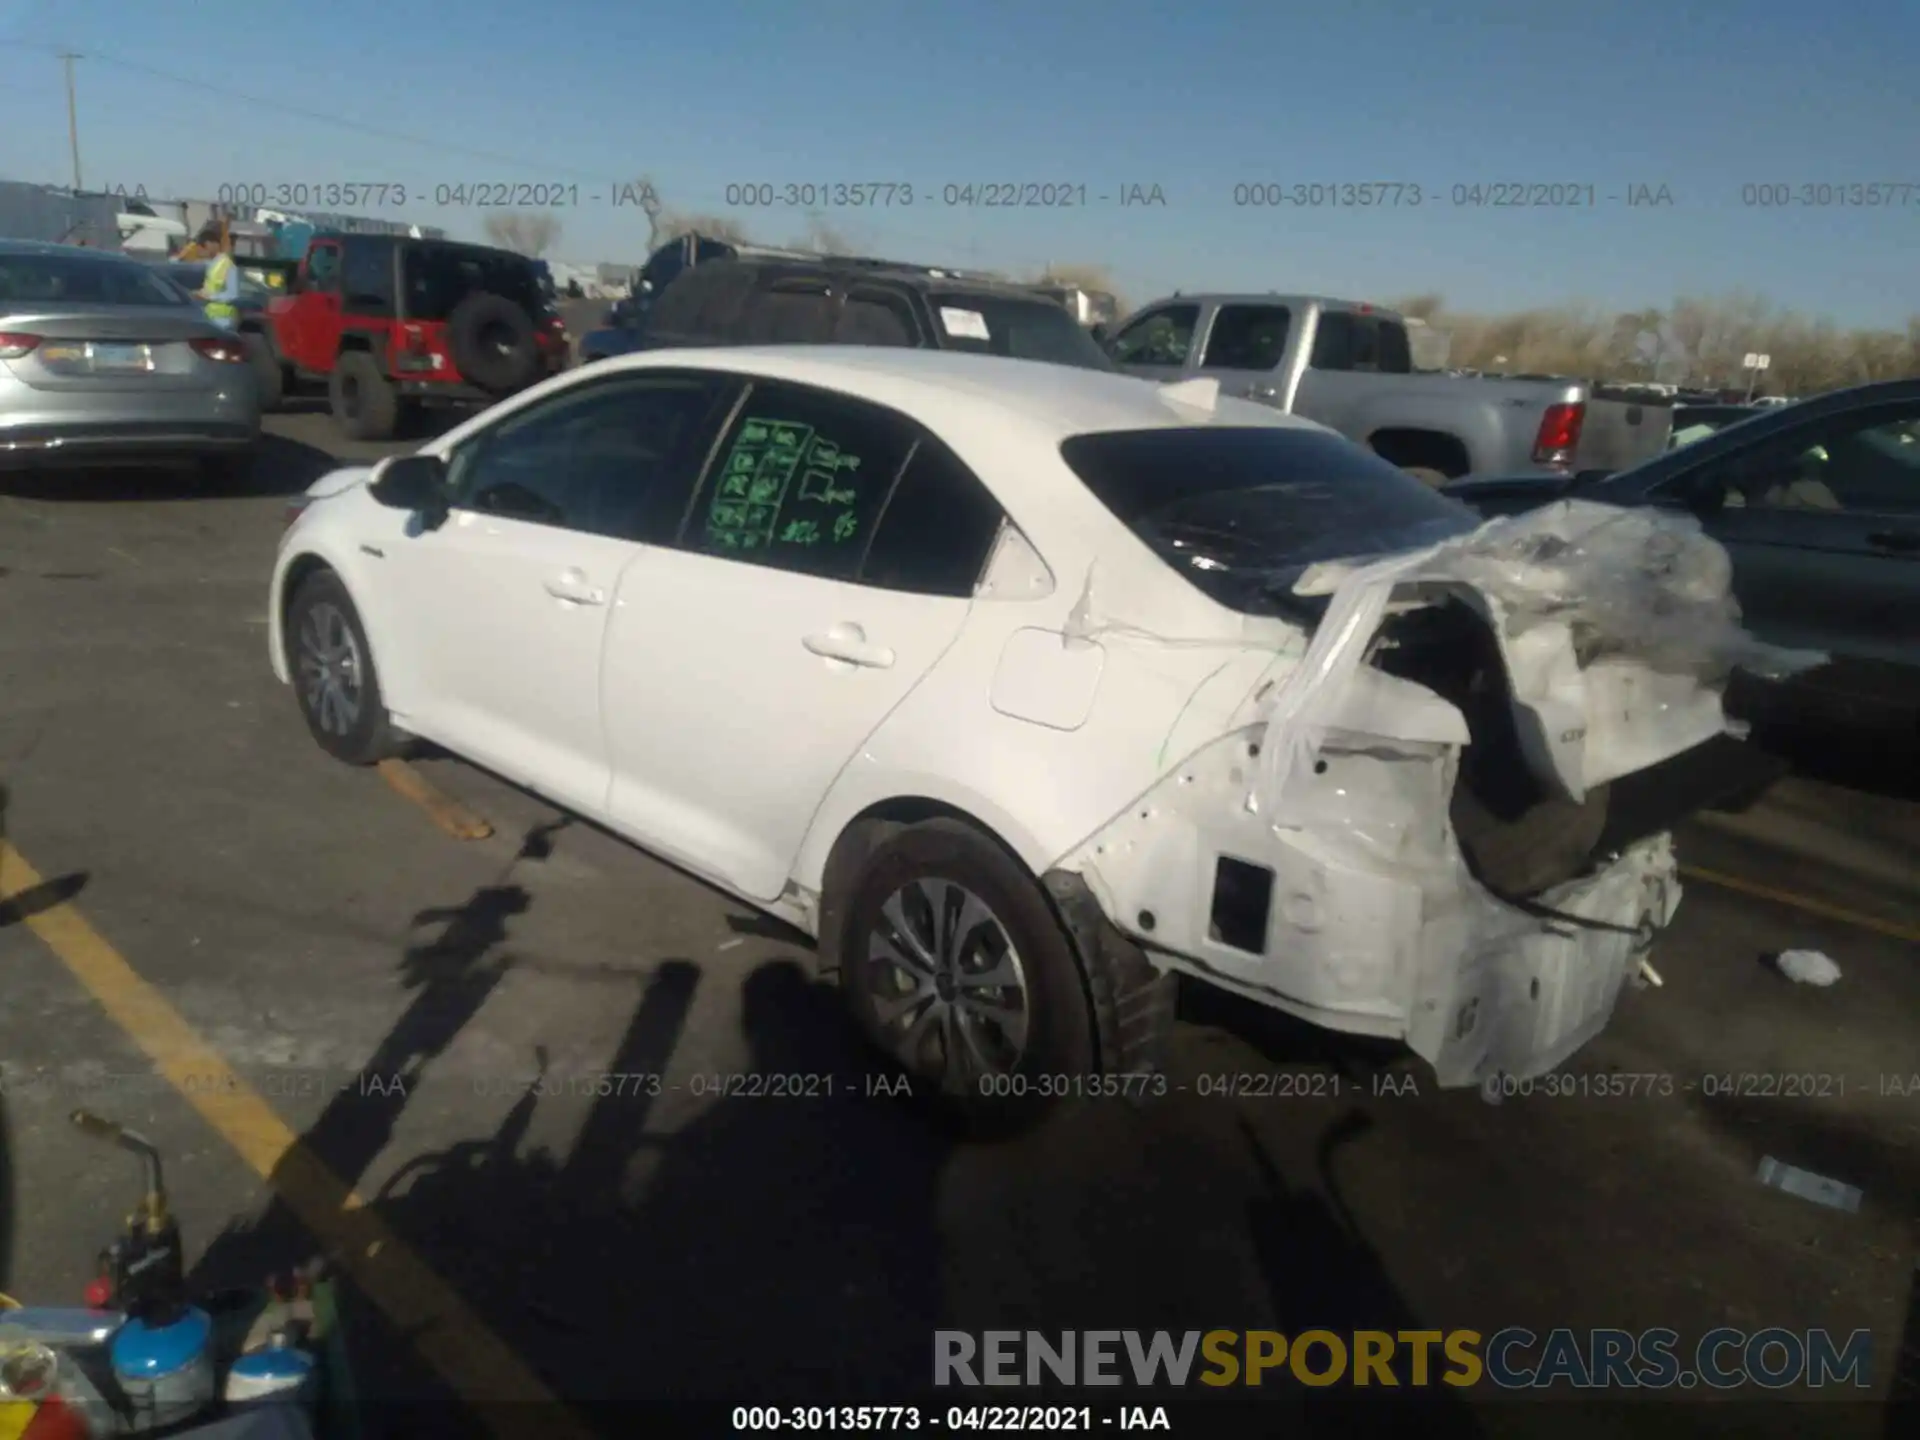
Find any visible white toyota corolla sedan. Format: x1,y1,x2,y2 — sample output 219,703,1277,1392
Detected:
269,346,1809,1124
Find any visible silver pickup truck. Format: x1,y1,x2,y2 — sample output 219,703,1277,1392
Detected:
1108,293,1671,482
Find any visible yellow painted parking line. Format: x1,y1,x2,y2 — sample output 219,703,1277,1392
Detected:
1679,863,1920,945
378,758,495,841
0,841,595,1440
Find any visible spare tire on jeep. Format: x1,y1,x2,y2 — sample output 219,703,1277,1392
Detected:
446,292,540,395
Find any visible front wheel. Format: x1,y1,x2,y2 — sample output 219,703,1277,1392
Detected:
329,351,399,441
285,569,399,765
839,819,1099,1135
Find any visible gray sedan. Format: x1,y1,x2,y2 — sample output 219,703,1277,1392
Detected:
1443,377,1920,735
0,239,260,481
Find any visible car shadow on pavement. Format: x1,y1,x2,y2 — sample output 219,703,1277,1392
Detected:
181,828,1483,1437
0,432,345,502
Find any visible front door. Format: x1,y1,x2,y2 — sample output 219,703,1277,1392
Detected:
1673,399,1920,668
278,240,342,372
378,370,737,815
602,380,987,901
1107,301,1203,384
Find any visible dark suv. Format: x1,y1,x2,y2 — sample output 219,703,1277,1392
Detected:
248,234,567,439
584,253,1116,372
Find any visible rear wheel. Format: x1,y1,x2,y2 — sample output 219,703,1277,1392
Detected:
839,819,1097,1135
286,569,399,765
329,351,399,441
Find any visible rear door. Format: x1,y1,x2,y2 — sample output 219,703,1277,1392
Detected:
1107,301,1202,383
1191,301,1293,405
601,380,999,901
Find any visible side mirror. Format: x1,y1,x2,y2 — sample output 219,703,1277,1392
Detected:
369,453,450,520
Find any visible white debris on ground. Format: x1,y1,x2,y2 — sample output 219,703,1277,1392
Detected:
1774,948,1842,986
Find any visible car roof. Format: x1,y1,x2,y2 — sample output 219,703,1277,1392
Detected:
594,344,1327,440
687,257,1054,303
1132,292,1402,318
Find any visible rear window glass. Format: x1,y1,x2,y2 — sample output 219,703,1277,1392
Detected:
0,254,189,308
928,293,1115,371
402,244,543,319
1059,426,1478,621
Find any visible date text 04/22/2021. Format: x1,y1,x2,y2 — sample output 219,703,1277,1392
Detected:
729,1404,1173,1431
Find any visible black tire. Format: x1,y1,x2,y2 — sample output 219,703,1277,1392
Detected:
839,819,1099,1136
285,569,400,766
329,350,399,441
245,332,284,411
445,292,540,394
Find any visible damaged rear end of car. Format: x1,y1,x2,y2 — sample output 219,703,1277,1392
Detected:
1048,419,1822,1088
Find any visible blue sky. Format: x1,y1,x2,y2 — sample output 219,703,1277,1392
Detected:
1,0,1915,326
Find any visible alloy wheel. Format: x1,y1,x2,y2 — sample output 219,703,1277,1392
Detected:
295,602,364,737
865,878,1031,1091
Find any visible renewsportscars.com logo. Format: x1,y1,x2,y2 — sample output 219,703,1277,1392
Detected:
934,1328,1874,1391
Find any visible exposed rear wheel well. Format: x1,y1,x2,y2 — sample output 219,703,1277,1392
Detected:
815,798,1030,976
1368,428,1471,478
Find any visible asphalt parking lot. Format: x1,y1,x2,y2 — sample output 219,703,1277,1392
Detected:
1,410,1916,1438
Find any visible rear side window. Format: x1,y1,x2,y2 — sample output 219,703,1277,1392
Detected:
861,437,1004,596
1310,312,1412,374
1200,304,1291,371
741,279,839,343
1059,426,1477,620
837,287,918,347
681,380,916,580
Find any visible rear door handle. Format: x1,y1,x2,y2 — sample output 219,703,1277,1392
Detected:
803,626,895,669
544,568,605,605
1867,531,1920,552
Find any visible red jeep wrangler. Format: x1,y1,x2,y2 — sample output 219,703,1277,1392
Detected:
244,233,566,440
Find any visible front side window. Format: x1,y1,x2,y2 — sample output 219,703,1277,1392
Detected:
680,381,917,580
304,245,341,291
1108,304,1199,367
1059,425,1478,621
1694,404,1920,515
449,373,734,539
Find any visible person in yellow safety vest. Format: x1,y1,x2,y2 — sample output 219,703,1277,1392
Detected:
192,224,241,329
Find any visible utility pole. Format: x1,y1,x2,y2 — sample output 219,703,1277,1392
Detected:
58,51,83,190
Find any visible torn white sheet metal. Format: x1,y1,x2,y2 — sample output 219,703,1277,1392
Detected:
1053,499,1817,1088
1253,498,1827,816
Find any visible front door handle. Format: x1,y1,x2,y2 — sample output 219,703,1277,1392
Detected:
1867,530,1920,553
803,625,895,669
1246,383,1280,401
543,568,605,605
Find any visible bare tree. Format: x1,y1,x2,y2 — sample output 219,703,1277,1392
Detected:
792,214,855,255
1033,262,1127,317
482,211,561,257
657,212,752,245
628,173,668,251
